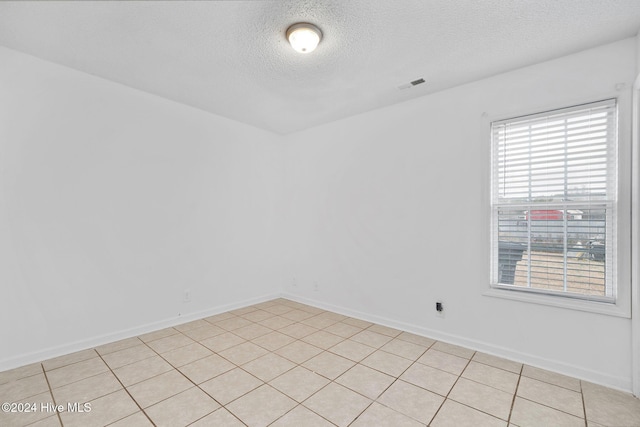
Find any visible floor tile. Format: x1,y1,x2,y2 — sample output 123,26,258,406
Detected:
199,367,262,405
233,323,272,340
472,352,522,374
46,358,109,389
336,363,395,399
0,372,49,401
242,309,276,322
448,377,513,420
281,309,316,322
431,399,507,427
95,337,143,356
215,316,254,331
200,332,245,352
178,353,235,384
324,322,363,338
261,304,294,316
269,366,329,402
295,304,325,315
341,317,373,329
189,407,245,427
242,353,295,382
377,380,443,424
203,312,236,324
276,340,323,364
108,411,154,426
51,371,121,405
417,349,469,375
432,341,475,359
7,298,640,427
316,311,347,322
517,376,584,417
301,315,340,329
329,340,376,362
303,382,372,426
30,415,64,426
271,405,335,426
0,391,55,426
510,397,584,427
396,331,436,347
462,361,519,394
145,333,194,354
0,363,42,385
302,330,344,349
102,344,156,369
160,342,212,367
302,351,355,380
226,384,296,427
521,365,581,392
145,387,219,427
259,316,295,330
367,324,402,337
137,328,179,343
126,370,193,408
351,330,393,348
229,306,257,316
42,349,98,371
582,380,640,427
59,389,139,427
380,338,428,361
361,350,412,377
219,341,269,365
182,324,225,341
251,331,296,351
351,402,425,427
112,355,173,387
400,362,458,396
279,322,319,339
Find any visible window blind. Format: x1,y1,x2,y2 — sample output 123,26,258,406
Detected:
490,99,617,301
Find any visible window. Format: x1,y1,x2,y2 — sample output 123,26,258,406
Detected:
490,99,617,302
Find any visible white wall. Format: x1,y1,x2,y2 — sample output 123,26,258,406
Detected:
282,38,637,391
0,47,284,369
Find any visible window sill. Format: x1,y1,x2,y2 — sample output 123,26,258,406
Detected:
483,286,631,318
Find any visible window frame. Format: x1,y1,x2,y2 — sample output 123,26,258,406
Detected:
483,93,631,318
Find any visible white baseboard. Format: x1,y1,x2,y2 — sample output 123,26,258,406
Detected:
282,292,633,393
0,292,281,372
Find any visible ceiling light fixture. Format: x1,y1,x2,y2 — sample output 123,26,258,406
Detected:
286,23,322,54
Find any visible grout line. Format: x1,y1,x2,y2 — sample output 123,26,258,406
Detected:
40,363,64,427
349,337,438,425
515,395,587,420
431,350,476,425
507,363,524,425
95,352,157,427
580,381,588,427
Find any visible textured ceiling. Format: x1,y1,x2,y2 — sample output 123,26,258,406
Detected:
1,1,639,134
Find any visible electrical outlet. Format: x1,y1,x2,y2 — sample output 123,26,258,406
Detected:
314,281,319,292
435,301,444,318
183,289,191,303
292,277,297,287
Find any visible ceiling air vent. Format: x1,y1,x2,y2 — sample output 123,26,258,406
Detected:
398,78,426,90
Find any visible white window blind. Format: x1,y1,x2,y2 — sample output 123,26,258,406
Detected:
490,99,617,301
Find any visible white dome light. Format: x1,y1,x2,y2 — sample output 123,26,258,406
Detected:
287,23,322,54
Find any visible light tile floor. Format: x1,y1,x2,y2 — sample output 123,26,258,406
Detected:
1,298,639,427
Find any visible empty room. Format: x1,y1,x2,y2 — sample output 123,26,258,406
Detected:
1,1,640,426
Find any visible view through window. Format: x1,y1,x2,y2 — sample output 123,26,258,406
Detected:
491,99,617,301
